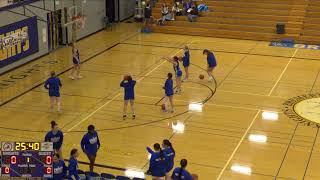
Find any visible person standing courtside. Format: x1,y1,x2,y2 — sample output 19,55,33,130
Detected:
120,75,136,120
144,1,152,30
44,71,62,112
203,49,217,82
45,121,63,159
81,125,100,172
70,43,82,80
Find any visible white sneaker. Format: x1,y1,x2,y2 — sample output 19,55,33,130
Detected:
77,75,83,79
69,75,75,80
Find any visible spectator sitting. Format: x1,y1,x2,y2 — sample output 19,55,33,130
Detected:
183,0,193,14
172,2,183,20
158,3,173,25
160,3,169,25
187,3,198,22
198,3,209,12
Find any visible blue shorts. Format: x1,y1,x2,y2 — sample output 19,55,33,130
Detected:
166,92,174,97
166,166,174,173
49,91,60,97
152,170,166,177
124,95,135,100
183,62,190,67
208,63,216,68
176,71,182,77
73,59,80,65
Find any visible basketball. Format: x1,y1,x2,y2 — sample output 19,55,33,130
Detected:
192,174,198,180
199,74,205,80
161,104,166,111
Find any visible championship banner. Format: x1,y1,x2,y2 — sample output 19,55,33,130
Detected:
0,16,39,68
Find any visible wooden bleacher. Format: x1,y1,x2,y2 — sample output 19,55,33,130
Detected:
300,0,320,44
151,0,320,44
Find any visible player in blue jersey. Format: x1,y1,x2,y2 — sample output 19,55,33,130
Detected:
120,75,137,120
45,121,63,159
163,73,174,113
171,159,193,180
182,46,190,81
81,125,100,172
162,139,175,180
147,143,167,180
203,49,217,82
164,56,182,94
70,43,82,80
51,153,67,180
68,149,80,180
44,71,62,112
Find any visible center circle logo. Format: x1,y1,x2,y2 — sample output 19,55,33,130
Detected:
283,93,320,128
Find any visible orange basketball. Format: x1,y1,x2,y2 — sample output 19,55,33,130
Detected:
161,104,166,111
192,174,198,180
199,74,205,80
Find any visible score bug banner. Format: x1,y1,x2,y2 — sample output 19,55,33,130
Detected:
0,16,39,68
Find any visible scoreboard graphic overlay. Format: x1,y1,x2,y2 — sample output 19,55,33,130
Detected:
0,142,53,178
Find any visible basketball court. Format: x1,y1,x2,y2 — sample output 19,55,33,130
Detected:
1,18,320,179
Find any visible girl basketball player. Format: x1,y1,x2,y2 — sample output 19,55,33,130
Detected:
51,153,67,180
171,159,193,180
45,121,64,159
44,71,62,112
163,73,174,113
147,143,167,180
70,43,82,80
182,46,190,81
120,75,136,120
68,149,80,180
162,139,175,180
81,125,100,172
164,56,182,94
203,49,217,82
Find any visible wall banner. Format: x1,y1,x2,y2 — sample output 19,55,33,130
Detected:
0,16,39,68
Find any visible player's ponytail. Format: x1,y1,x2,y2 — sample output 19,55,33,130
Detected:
70,148,78,157
173,56,179,62
178,159,188,179
53,153,60,159
153,143,164,161
159,148,165,161
50,71,56,77
51,121,57,129
163,139,175,154
127,75,133,82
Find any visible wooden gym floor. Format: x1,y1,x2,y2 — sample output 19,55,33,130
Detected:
1,23,320,179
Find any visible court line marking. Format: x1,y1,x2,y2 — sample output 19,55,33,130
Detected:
268,48,299,96
138,79,288,99
136,94,258,111
65,45,186,133
216,110,260,180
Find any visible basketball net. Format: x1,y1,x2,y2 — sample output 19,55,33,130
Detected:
71,15,86,30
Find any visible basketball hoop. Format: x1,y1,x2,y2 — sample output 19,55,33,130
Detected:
63,4,86,43
71,15,86,30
